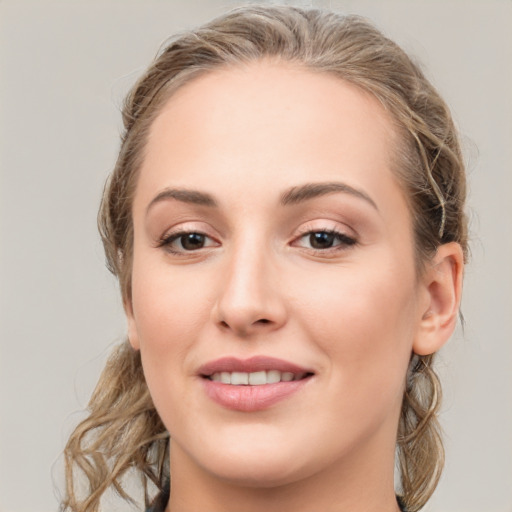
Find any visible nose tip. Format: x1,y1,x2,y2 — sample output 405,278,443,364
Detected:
217,311,278,337
212,255,287,337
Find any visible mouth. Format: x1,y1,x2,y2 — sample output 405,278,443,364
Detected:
204,370,312,385
198,355,315,385
198,356,314,411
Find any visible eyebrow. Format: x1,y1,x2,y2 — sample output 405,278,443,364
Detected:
146,188,218,214
280,182,378,210
146,181,378,214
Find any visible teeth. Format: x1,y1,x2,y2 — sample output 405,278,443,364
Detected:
209,370,307,385
220,372,231,384
231,372,249,385
248,371,267,385
266,370,281,384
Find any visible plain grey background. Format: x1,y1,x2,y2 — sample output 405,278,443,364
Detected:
1,1,511,511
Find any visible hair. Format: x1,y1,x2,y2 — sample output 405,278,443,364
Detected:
62,5,468,512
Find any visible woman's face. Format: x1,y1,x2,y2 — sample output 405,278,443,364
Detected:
127,62,431,486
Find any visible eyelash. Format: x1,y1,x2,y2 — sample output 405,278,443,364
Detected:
157,230,219,255
158,228,357,256
293,229,357,253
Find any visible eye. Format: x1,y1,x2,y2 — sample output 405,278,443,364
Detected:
295,230,357,251
159,231,218,254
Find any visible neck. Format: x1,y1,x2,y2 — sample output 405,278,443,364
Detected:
165,437,401,512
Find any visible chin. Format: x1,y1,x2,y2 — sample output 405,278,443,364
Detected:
175,423,319,488
202,453,312,489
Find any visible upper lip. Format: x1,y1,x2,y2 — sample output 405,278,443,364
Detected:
198,356,313,377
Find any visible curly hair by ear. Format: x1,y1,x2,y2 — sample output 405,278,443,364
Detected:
61,342,169,512
397,354,444,512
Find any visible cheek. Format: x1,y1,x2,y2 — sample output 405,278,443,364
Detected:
294,255,418,396
131,299,201,439
131,259,210,348
129,257,213,411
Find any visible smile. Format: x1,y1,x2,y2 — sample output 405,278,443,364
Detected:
199,356,314,411
208,370,309,385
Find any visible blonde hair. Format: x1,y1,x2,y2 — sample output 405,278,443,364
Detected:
62,5,468,512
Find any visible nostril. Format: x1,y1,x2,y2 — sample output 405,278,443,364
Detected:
222,318,270,328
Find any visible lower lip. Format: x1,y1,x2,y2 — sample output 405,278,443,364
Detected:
201,377,312,412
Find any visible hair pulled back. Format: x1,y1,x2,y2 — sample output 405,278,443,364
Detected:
62,5,467,512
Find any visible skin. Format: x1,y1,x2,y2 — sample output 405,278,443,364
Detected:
126,61,463,512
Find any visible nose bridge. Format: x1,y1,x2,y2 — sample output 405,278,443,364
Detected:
213,228,285,335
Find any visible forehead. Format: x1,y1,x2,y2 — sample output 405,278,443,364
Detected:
136,61,406,217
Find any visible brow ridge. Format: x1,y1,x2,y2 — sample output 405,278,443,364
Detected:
147,188,218,213
280,182,378,210
147,181,377,213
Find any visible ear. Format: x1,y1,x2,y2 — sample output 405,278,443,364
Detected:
413,242,464,356
124,298,140,351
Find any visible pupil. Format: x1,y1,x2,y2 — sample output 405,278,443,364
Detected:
310,232,334,249
182,233,205,250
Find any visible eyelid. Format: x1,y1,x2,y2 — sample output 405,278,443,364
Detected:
155,220,357,255
293,229,356,246
293,220,356,239
291,222,358,253
156,221,216,242
156,221,221,253
157,230,220,257
158,229,216,245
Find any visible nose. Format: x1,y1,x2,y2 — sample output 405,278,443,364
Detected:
211,239,287,337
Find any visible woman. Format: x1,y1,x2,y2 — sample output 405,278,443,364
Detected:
62,5,467,512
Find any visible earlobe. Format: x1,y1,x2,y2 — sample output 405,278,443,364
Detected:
413,242,464,356
124,299,140,351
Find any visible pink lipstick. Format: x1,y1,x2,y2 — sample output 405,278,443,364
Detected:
198,356,314,412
